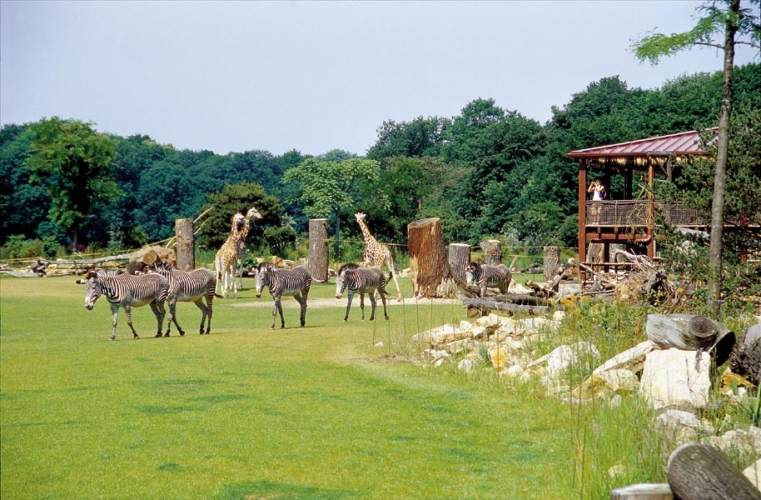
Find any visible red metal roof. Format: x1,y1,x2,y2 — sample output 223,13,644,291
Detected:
567,129,713,159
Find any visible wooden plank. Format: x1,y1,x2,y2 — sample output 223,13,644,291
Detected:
610,483,672,500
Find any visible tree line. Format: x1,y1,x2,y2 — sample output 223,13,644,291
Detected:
1,63,759,261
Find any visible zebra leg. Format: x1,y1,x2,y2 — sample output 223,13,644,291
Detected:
124,304,140,340
294,292,307,327
270,297,284,329
109,305,120,341
359,292,366,321
149,302,164,338
170,298,185,336
368,291,377,321
380,290,389,320
194,299,208,335
204,296,213,335
344,289,354,321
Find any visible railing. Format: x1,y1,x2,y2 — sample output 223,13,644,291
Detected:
585,200,709,227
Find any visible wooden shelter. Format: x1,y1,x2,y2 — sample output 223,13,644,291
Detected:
568,130,713,279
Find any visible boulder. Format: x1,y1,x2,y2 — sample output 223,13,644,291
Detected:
639,348,711,410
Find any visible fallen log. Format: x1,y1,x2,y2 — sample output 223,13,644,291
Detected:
462,297,550,314
667,443,761,500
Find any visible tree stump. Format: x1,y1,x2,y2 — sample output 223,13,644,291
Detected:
667,443,761,500
408,217,453,298
308,219,329,282
729,324,761,385
543,246,559,283
448,243,471,287
480,239,502,265
174,218,195,271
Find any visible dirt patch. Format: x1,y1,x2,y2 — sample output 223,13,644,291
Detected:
228,297,462,309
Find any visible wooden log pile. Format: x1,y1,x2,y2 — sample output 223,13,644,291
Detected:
581,248,674,305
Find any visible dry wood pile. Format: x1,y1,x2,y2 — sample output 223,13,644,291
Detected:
581,248,673,305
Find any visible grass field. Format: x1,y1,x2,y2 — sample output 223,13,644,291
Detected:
1,274,574,499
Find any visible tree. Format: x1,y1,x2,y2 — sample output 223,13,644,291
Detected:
632,0,760,311
282,158,387,257
197,182,283,251
25,118,121,249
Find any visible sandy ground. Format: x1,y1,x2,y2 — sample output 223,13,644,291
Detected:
228,296,462,309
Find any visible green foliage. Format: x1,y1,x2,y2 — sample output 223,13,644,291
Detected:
197,182,284,251
25,118,121,245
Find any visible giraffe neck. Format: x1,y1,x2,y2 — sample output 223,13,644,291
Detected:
358,220,378,245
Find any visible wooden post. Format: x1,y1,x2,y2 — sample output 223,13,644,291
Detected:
308,218,329,282
610,484,673,500
448,243,471,287
543,246,559,283
578,158,588,280
480,239,502,265
667,443,761,500
175,218,195,271
408,217,451,298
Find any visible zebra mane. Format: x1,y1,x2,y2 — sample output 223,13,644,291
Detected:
338,263,361,274
256,262,278,272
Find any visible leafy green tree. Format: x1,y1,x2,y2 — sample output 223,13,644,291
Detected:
282,158,386,256
367,116,449,162
196,182,284,251
0,124,51,245
632,0,760,310
25,118,121,249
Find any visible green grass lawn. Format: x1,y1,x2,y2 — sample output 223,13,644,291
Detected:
1,275,573,499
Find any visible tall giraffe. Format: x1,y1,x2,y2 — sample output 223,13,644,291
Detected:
215,212,246,298
236,206,263,290
355,212,403,300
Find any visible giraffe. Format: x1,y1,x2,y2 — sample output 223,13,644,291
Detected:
354,212,403,301
236,206,263,290
215,212,247,298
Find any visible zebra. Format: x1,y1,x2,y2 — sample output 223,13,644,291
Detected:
335,263,390,322
80,270,170,340
254,263,312,329
147,263,220,336
465,261,512,299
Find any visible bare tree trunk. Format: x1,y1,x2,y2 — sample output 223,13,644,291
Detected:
174,218,195,271
480,240,502,265
543,246,559,283
408,217,452,298
708,0,739,314
448,243,471,287
309,219,329,282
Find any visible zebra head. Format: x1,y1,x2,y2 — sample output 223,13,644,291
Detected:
465,262,481,287
335,263,360,299
255,262,275,298
83,271,104,310
246,206,263,221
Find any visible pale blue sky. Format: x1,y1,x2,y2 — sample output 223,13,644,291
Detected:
1,1,757,156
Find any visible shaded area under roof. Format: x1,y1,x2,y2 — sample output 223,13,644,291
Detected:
567,129,713,159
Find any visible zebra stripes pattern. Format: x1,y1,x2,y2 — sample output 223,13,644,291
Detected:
148,264,219,336
465,261,512,299
255,263,312,329
335,263,390,321
82,270,170,340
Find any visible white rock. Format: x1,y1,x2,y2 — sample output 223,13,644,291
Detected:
374,341,384,348
503,365,524,378
593,340,655,375
596,369,640,392
743,459,761,491
459,320,474,331
457,359,475,373
552,310,566,322
639,349,711,409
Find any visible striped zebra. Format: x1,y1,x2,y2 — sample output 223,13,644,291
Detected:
81,270,170,340
255,263,312,329
335,263,390,322
465,261,512,299
148,264,220,336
